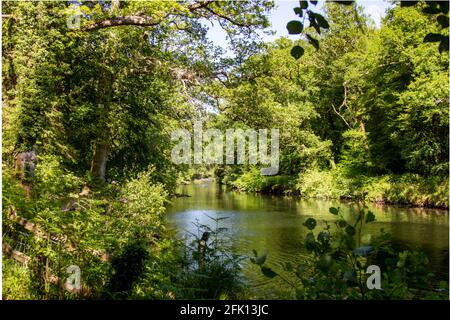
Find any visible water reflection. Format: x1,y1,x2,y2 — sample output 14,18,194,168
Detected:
166,182,449,298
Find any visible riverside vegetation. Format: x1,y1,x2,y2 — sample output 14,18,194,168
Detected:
215,2,449,209
2,1,448,299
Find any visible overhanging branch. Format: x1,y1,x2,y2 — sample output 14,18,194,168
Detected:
81,0,214,31
204,7,248,27
82,15,163,31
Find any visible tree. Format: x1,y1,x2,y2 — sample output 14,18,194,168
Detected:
287,1,449,59
2,0,275,185
212,37,332,176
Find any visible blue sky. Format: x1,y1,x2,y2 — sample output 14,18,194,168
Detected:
206,0,393,52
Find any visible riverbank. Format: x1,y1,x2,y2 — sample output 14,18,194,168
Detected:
2,167,244,300
221,168,449,209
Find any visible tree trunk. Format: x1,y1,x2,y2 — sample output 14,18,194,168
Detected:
89,68,113,184
359,120,366,133
90,142,109,183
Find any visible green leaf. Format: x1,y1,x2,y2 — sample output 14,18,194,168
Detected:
365,211,376,223
310,1,318,5
422,5,441,15
290,45,304,59
317,254,333,271
314,13,330,29
424,33,444,43
305,232,317,252
439,36,449,53
303,217,317,230
345,225,356,236
400,1,419,8
335,1,354,6
287,20,304,34
305,232,315,243
252,249,258,257
361,233,372,244
307,12,321,34
317,231,330,243
255,253,267,265
293,7,303,17
312,23,321,34
338,220,347,228
439,280,448,289
437,15,449,28
300,0,308,9
397,251,408,268
329,207,339,215
261,266,278,278
306,34,319,50
439,1,449,14
284,262,293,272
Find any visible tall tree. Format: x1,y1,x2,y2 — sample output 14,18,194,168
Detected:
2,0,275,184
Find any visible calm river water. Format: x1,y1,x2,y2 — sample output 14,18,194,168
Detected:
166,182,449,298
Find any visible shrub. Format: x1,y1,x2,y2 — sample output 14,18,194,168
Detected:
295,168,449,208
232,167,293,194
120,168,168,230
33,155,82,200
2,258,36,300
296,169,340,199
3,165,170,300
2,165,34,218
106,239,150,299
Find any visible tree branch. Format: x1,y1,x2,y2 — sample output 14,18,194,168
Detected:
331,82,352,129
82,15,164,31
81,1,214,31
204,7,248,27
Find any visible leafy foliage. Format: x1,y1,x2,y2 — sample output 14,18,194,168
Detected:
287,0,354,58
2,0,448,301
288,1,448,59
2,258,36,300
252,207,449,299
219,2,448,210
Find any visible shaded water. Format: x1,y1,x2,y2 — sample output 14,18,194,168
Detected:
166,182,449,298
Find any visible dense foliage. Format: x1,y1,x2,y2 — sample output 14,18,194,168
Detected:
215,2,449,208
2,0,272,299
2,0,448,300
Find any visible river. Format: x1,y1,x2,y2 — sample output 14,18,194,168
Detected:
166,181,449,299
